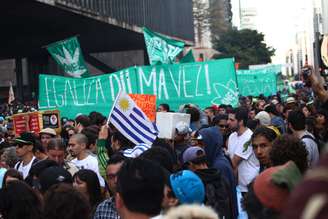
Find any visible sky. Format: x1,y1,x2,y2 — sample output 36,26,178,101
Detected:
231,0,316,64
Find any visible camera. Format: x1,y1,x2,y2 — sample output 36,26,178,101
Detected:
302,67,311,79
301,67,312,87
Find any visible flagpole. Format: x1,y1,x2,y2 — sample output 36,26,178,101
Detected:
106,89,123,125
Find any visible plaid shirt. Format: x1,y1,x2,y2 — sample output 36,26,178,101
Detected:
93,197,120,219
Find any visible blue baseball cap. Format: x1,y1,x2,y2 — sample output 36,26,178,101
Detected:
182,146,206,164
169,170,205,204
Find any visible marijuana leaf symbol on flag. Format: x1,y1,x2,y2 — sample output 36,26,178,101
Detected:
55,47,79,66
143,27,184,65
47,36,89,78
54,47,87,78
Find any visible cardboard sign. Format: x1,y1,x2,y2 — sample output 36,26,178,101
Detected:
12,110,60,136
12,114,29,136
129,94,156,121
42,112,60,129
28,112,42,134
156,112,191,139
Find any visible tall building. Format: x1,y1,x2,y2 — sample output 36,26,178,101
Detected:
231,0,258,30
285,1,318,75
240,8,257,30
209,0,233,40
193,0,232,48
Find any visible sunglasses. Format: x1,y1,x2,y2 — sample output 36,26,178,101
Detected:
219,125,229,128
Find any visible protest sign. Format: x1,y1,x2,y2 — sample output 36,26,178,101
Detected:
12,114,31,136
42,110,61,130
237,68,278,96
39,58,239,118
12,110,61,136
156,112,190,139
129,94,156,122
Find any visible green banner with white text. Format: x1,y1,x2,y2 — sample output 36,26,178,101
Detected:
237,68,278,97
39,58,238,118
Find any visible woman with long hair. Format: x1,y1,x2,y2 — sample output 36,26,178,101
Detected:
44,183,90,219
0,181,42,219
73,169,103,214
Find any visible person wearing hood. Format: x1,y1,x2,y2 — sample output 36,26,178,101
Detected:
198,127,234,187
198,126,238,218
182,146,237,219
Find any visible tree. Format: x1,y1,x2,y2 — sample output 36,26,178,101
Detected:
213,28,276,69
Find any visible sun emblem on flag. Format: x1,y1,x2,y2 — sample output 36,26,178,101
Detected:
119,98,130,111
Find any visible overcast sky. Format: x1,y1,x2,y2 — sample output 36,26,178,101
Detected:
231,0,315,64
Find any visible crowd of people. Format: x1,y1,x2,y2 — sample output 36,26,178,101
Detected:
0,70,327,219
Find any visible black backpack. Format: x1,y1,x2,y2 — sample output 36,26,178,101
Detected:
197,169,234,219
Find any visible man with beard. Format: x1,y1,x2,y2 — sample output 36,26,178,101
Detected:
227,107,259,194
68,133,105,187
227,109,238,133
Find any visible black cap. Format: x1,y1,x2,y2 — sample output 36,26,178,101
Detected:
14,132,35,145
39,166,73,193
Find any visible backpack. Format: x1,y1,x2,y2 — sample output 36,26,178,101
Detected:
302,134,321,150
200,171,233,219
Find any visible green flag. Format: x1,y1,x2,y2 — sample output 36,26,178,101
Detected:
47,36,89,78
180,49,195,63
143,27,185,65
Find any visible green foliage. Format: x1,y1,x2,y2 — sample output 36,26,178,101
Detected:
213,28,276,69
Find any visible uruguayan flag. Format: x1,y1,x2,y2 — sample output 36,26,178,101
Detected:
108,91,158,146
123,143,151,158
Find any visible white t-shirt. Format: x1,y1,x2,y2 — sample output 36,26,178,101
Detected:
228,129,260,192
15,156,36,179
227,129,253,159
235,143,260,192
71,155,105,187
